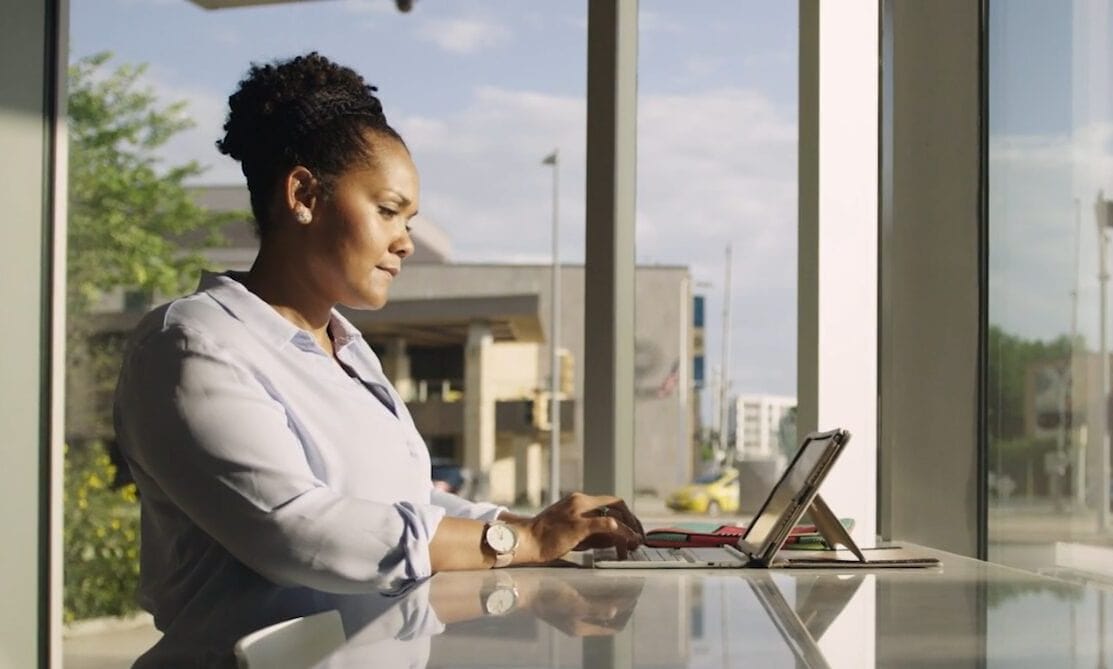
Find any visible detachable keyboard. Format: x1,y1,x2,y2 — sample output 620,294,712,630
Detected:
590,544,751,568
624,546,698,562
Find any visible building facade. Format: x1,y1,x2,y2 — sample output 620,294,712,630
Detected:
730,394,796,462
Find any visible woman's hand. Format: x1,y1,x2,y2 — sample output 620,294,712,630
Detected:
507,493,645,564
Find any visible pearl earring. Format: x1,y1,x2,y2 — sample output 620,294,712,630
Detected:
295,208,312,224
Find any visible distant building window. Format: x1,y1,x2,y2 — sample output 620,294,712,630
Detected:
693,295,705,328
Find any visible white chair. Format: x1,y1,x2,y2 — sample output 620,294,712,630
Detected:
233,609,345,669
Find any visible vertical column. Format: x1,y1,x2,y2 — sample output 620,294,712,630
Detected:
583,0,637,500
798,0,879,546
463,322,495,498
877,0,983,557
581,3,639,667
381,337,413,402
799,9,879,663
513,437,542,507
0,1,64,667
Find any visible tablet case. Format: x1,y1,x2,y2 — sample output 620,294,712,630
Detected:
644,513,856,550
645,493,940,568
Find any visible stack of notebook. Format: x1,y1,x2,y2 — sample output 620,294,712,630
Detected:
644,519,855,550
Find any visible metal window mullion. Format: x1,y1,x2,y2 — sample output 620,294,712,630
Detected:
583,0,637,500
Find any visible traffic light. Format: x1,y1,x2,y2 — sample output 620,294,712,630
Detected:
532,391,551,430
558,349,574,395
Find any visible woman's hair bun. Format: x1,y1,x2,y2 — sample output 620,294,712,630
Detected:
216,51,387,163
215,52,403,235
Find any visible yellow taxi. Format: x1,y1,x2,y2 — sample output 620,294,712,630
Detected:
665,467,740,515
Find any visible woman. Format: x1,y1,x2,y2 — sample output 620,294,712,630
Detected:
114,52,643,660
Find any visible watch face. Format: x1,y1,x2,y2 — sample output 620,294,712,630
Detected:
487,523,517,553
485,588,517,616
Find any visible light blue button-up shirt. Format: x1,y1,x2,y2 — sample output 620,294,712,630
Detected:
114,271,503,634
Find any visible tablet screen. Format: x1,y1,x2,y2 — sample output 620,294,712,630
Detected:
741,431,840,553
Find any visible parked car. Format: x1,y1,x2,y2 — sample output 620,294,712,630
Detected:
431,457,468,495
665,467,740,515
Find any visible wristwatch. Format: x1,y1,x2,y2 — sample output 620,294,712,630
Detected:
480,572,519,616
483,521,520,568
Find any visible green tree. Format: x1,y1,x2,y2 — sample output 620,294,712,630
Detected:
986,326,1078,497
66,52,239,440
986,325,1073,442
67,52,231,316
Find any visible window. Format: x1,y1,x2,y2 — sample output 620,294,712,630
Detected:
633,1,798,518
987,0,1113,578
63,0,587,662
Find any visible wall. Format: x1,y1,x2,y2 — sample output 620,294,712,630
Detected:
0,2,62,667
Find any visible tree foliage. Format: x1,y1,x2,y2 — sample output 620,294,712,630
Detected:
986,325,1074,442
63,442,141,623
67,52,232,315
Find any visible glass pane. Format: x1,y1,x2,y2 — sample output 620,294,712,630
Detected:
987,0,1113,578
633,1,798,525
63,0,585,664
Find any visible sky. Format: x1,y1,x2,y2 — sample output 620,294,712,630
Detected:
67,0,1113,406
988,0,1113,353
69,0,801,401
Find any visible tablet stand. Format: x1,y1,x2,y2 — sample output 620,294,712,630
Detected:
799,493,867,563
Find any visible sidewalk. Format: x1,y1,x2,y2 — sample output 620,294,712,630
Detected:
989,502,1113,546
63,615,160,669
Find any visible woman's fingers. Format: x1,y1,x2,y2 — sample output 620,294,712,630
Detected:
602,501,645,539
587,516,641,549
525,492,646,563
572,494,645,542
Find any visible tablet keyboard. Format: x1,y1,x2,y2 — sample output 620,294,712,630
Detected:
628,547,693,562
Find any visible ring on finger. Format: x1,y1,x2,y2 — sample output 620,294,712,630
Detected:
596,506,610,517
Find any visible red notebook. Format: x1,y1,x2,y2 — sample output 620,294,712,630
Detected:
644,519,855,549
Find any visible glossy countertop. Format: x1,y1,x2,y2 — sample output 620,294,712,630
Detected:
293,545,1113,668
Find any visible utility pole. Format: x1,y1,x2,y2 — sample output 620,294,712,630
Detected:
1097,191,1111,531
718,244,733,462
678,276,690,485
542,150,561,504
1070,198,1082,508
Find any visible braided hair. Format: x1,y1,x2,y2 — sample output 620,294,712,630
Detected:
216,52,405,236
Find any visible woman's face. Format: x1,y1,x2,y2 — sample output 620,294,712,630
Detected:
310,135,419,310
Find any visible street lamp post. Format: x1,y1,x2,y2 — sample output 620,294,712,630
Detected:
718,244,733,461
543,149,561,504
1096,191,1113,531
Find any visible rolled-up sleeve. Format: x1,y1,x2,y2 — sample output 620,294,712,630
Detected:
429,489,506,522
116,324,444,594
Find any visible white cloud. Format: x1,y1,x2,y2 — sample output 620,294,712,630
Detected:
415,17,511,54
395,85,798,394
988,123,1113,348
638,9,685,36
140,68,242,184
683,55,723,79
337,0,395,14
210,26,241,47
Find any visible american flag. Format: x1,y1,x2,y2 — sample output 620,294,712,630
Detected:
656,360,680,398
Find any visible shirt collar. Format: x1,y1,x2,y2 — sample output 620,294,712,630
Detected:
199,270,356,353
327,308,365,352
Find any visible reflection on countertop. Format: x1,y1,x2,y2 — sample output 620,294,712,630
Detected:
170,546,1113,668
310,547,1113,668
